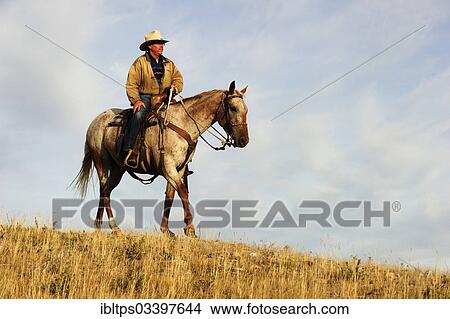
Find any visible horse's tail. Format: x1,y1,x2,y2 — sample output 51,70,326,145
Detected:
69,141,93,198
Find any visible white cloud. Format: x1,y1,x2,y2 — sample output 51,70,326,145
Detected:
0,0,449,268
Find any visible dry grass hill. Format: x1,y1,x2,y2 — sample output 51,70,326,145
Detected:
0,223,448,298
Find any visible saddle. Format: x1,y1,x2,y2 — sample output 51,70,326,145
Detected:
107,105,162,173
107,93,195,177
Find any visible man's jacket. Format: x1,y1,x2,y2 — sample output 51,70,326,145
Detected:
126,53,183,105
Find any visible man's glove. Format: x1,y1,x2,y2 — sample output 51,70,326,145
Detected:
164,86,178,98
170,85,178,96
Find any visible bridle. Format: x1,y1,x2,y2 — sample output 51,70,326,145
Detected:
202,92,247,150
222,93,248,129
178,91,247,151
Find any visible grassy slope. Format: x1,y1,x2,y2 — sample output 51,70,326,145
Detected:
0,224,448,298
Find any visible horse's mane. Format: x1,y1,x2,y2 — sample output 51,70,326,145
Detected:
179,89,224,107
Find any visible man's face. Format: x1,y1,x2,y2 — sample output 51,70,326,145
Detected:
148,42,165,56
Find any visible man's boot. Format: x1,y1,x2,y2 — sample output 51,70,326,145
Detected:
184,164,194,176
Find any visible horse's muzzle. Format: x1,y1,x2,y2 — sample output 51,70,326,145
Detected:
232,124,249,148
235,136,249,148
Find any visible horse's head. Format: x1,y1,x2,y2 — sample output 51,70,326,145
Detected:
217,81,249,148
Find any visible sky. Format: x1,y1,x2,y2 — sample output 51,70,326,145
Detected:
0,0,449,269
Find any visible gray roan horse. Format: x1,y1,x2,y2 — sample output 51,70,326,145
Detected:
72,81,249,237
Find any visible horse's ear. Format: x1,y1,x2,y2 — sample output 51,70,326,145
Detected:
240,85,248,95
228,81,235,94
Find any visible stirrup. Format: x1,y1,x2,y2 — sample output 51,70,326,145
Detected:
124,149,139,169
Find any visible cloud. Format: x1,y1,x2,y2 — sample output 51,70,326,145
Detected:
0,0,449,268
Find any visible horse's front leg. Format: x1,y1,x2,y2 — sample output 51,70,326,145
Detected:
164,165,196,238
160,182,176,237
178,181,196,237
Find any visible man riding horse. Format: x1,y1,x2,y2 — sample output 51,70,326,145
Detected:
123,30,183,168
72,30,250,237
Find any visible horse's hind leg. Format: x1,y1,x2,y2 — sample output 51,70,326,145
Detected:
105,164,125,234
93,151,125,234
95,197,105,231
93,153,108,231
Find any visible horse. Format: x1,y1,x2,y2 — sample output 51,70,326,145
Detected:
71,81,249,237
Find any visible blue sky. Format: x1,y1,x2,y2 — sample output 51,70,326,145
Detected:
0,0,449,269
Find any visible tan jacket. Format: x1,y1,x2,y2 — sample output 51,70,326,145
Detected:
126,53,183,105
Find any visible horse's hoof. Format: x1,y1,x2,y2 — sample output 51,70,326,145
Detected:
160,227,176,238
184,226,197,238
111,228,123,236
95,220,102,231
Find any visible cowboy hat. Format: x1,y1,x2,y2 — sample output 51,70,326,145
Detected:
139,30,169,51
